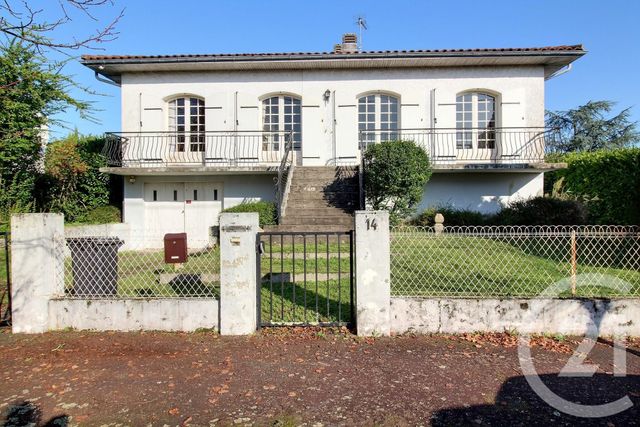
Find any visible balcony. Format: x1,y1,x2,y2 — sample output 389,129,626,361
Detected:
100,127,564,173
102,130,294,172
359,127,563,170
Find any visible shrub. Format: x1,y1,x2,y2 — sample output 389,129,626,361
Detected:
363,140,432,224
42,133,112,222
222,201,276,227
80,205,122,224
555,148,640,224
493,197,588,226
410,206,490,226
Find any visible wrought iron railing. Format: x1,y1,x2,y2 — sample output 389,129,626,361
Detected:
359,127,562,165
103,130,294,167
275,140,294,221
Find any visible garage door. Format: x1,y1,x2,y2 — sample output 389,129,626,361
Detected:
143,182,223,248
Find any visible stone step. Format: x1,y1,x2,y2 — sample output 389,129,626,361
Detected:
284,207,354,217
263,224,354,233
285,201,358,212
293,169,358,179
281,216,354,226
288,184,358,193
291,176,357,183
286,190,359,199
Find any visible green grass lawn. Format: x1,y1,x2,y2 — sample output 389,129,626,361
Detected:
391,233,640,298
59,232,639,324
259,279,352,325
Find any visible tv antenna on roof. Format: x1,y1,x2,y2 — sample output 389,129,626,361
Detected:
355,16,368,50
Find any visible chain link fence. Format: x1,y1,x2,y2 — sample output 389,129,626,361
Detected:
391,225,640,298
57,231,220,299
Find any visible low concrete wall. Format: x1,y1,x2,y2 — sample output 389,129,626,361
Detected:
49,299,218,332
391,298,640,336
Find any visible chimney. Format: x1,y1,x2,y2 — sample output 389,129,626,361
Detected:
333,43,343,53
340,33,358,53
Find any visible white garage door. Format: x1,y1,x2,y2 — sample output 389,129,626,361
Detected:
143,182,223,248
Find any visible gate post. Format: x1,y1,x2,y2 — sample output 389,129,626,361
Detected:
11,213,64,333
354,210,390,336
219,212,259,335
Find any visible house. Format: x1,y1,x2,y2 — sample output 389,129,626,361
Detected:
81,34,585,246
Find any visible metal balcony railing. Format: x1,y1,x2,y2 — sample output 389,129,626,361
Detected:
102,130,294,167
359,127,562,165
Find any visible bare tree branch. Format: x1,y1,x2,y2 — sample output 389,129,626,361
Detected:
0,0,123,54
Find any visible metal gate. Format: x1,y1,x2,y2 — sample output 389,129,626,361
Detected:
257,231,354,327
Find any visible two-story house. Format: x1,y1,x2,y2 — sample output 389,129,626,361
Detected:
81,34,585,246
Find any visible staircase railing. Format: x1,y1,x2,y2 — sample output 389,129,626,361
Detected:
275,132,295,222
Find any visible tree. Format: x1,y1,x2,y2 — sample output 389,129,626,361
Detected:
363,140,432,224
0,0,123,54
546,101,639,153
41,132,112,222
0,41,91,219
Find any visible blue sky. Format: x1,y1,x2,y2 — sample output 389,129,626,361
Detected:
40,0,640,139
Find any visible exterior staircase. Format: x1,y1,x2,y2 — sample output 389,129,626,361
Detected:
270,166,359,232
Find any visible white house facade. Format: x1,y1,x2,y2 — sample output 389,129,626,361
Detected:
82,35,585,245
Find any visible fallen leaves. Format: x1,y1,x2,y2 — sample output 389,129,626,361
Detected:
449,332,573,354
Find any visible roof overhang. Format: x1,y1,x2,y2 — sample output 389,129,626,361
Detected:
81,46,586,84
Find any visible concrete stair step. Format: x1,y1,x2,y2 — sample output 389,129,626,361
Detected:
262,224,354,233
291,177,360,187
280,216,354,226
288,184,358,193
287,190,359,199
284,207,355,217
286,201,357,211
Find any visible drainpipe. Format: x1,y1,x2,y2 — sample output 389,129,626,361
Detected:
138,92,142,132
545,64,572,81
93,70,120,87
331,90,336,162
233,91,238,163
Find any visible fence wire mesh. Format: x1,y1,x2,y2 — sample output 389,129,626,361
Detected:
58,231,220,299
390,225,640,298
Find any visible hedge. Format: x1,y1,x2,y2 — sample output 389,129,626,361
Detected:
556,148,640,225
221,201,277,227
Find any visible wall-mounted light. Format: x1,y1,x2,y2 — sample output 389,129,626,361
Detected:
128,176,136,184
323,90,331,101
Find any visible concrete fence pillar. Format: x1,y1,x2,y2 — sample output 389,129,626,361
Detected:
219,212,259,335
354,210,391,336
11,213,64,333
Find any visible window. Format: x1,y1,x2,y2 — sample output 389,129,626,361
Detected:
358,94,399,144
262,95,302,151
456,92,496,149
168,97,205,152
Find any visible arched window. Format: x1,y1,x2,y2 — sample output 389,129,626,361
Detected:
168,96,205,152
262,95,302,151
358,93,399,144
456,92,496,149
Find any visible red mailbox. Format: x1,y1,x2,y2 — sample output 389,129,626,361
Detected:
164,233,188,263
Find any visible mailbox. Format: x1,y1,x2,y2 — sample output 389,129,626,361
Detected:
164,233,188,263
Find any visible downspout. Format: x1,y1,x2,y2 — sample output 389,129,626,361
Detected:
545,64,572,81
93,70,120,87
331,90,336,163
138,92,142,132
233,91,238,163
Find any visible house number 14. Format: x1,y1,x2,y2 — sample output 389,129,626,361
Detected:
366,218,378,231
